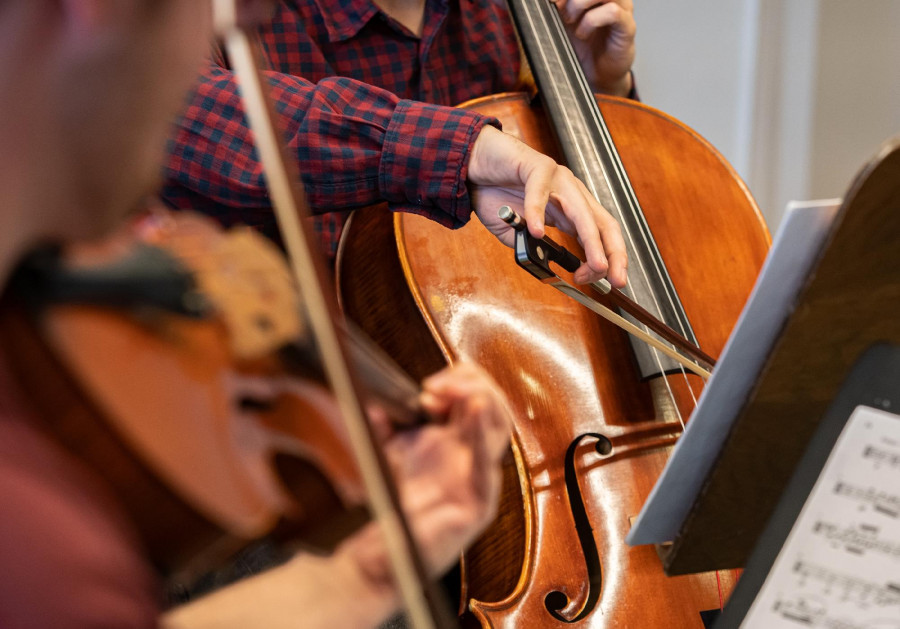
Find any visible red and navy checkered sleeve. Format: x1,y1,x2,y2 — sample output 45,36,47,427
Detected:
162,60,497,239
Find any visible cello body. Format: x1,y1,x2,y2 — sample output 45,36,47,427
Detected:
338,92,770,627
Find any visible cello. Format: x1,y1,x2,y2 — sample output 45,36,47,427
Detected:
337,0,771,625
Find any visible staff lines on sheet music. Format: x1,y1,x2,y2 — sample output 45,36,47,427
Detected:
833,481,900,518
813,520,900,558
862,444,900,469
773,594,900,629
773,595,900,629
793,560,900,607
772,596,900,629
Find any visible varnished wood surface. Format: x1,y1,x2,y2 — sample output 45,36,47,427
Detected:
0,220,374,580
339,93,770,627
665,136,900,574
0,301,225,577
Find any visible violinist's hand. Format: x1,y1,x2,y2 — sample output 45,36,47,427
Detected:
468,125,627,287
553,0,636,97
352,361,512,580
162,363,511,629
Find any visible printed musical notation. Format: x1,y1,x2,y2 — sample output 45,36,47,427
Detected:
773,596,900,629
832,483,900,519
742,406,900,628
770,593,900,629
811,520,900,558
863,445,900,470
791,559,900,606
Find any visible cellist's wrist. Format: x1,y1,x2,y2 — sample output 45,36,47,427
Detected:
594,70,635,99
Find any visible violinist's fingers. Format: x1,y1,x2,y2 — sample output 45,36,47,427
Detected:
420,363,512,460
365,402,392,443
353,364,512,579
386,412,504,566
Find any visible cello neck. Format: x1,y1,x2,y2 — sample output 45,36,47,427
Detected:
507,0,615,193
507,0,699,375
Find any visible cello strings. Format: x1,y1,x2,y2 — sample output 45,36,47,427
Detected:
544,1,703,413
518,0,733,605
532,0,702,422
518,6,731,606
552,29,703,411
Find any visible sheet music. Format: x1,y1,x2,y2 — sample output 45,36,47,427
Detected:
742,405,900,628
626,199,841,545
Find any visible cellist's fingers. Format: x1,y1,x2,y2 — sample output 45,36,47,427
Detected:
543,171,627,286
572,0,635,45
468,125,552,240
555,0,633,28
552,0,635,96
466,125,627,286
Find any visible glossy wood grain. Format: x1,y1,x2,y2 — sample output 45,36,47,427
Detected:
339,93,769,627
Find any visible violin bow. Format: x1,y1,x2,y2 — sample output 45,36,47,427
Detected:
212,2,452,628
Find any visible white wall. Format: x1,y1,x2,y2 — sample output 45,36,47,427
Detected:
809,1,900,202
632,0,900,230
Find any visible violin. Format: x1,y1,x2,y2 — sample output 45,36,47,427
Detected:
0,5,458,623
0,3,504,628
214,2,459,624
337,0,771,626
0,212,381,578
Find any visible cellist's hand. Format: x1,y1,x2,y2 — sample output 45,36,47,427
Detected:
553,0,636,97
467,125,627,287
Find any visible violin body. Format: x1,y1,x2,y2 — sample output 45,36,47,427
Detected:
0,214,369,578
338,93,770,626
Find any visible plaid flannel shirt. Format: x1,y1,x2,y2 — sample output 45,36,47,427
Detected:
162,0,522,255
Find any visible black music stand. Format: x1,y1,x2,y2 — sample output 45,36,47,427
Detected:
657,135,900,576
714,343,900,627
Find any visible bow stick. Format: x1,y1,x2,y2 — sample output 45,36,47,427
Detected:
212,2,453,627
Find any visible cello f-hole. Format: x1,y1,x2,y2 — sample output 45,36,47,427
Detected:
544,432,612,623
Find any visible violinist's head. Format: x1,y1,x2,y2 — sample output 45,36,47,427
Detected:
0,0,211,280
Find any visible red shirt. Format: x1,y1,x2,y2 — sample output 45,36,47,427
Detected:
259,0,521,102
162,0,521,256
0,356,159,629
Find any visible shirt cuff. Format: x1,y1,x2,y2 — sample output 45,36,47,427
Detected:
378,100,499,227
